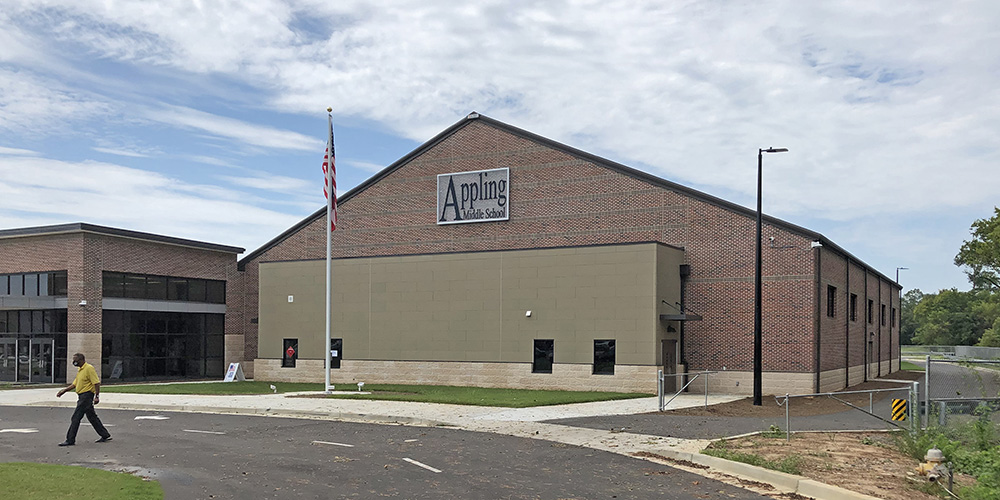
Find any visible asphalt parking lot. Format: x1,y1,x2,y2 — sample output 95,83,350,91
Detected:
1,407,773,500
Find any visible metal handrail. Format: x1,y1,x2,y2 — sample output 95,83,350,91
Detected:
657,370,718,411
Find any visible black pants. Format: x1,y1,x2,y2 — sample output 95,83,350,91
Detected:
65,392,111,444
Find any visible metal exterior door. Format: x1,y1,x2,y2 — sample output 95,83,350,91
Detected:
661,339,677,393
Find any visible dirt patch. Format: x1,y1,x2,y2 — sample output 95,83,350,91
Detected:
707,431,972,500
664,372,924,418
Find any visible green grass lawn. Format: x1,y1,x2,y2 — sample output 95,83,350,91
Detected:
0,463,162,500
103,381,651,407
103,381,323,395
324,384,650,407
900,361,925,371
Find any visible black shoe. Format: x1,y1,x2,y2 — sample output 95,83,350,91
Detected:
58,441,75,446
96,436,112,443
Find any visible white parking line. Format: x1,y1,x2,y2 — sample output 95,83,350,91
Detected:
0,428,39,433
404,439,419,442
311,440,354,447
134,415,170,420
183,429,226,435
403,457,441,473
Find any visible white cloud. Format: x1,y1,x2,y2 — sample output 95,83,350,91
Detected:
91,147,149,158
146,105,322,152
0,155,304,253
220,172,312,194
0,146,39,156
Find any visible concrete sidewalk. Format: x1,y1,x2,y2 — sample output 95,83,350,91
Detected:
0,387,877,500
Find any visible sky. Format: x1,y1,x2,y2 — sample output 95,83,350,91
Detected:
1,1,997,294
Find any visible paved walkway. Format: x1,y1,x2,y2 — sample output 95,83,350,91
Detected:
0,387,878,499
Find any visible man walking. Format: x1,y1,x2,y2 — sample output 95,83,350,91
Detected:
56,352,112,446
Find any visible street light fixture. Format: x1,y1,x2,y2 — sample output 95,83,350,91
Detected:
754,147,788,406
896,267,908,283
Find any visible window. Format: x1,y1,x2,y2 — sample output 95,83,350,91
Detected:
867,299,874,324
146,276,167,300
206,280,226,304
103,272,125,297
124,274,146,299
0,275,7,295
881,304,886,326
826,285,837,317
282,338,298,368
23,274,38,297
168,278,189,301
850,294,858,322
188,279,207,302
50,271,68,296
891,307,897,328
9,275,22,296
330,338,342,369
593,339,616,375
533,339,554,373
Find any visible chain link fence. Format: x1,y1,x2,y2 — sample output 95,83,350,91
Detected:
923,357,1000,428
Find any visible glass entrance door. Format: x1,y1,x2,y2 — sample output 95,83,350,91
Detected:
30,338,54,383
0,340,15,382
16,340,29,382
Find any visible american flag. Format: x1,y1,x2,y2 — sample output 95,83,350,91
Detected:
322,115,337,231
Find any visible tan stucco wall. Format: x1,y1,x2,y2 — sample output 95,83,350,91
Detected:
258,243,683,377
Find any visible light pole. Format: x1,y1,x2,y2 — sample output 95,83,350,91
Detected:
896,267,908,283
754,147,787,406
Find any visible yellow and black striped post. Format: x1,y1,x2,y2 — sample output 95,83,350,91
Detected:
892,398,908,421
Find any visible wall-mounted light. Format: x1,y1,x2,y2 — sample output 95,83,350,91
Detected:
78,300,87,307
525,310,532,317
810,241,823,248
287,295,294,303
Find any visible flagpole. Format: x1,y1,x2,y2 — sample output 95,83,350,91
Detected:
324,108,334,393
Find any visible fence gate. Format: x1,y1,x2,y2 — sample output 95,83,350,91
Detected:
924,356,1000,427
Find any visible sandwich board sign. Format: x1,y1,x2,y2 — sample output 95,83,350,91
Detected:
223,363,245,382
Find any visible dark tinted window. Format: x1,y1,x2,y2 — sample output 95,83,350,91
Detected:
850,294,858,322
593,339,616,375
826,285,836,317
0,275,7,295
51,271,68,296
206,280,226,304
205,314,224,334
533,339,554,373
146,275,167,300
103,272,125,297
124,274,146,299
167,278,189,301
188,279,207,302
0,311,7,332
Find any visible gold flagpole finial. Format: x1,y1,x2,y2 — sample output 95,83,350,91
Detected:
327,107,332,113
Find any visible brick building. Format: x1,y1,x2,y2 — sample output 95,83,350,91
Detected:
0,224,243,383
234,113,901,395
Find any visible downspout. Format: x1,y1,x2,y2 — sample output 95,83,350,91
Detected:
679,264,690,371
878,278,882,377
814,245,822,394
845,257,850,389
864,268,869,382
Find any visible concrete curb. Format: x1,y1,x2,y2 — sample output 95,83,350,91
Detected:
646,448,879,500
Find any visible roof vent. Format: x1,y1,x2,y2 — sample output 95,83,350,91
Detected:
467,112,480,120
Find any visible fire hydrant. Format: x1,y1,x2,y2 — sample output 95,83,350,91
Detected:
915,448,950,483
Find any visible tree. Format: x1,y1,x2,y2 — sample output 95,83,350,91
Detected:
900,289,924,345
911,289,988,346
955,207,1000,290
978,317,1000,347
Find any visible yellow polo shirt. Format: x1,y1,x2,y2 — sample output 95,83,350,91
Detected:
73,362,100,394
